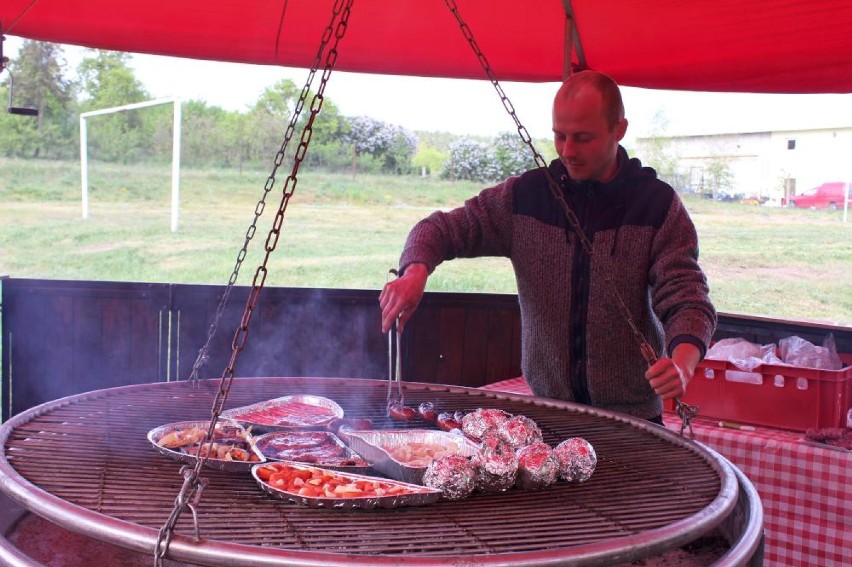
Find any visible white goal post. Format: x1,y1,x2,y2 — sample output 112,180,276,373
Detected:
79,97,182,232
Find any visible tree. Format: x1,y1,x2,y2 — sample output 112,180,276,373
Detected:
412,144,447,176
173,100,234,166
342,116,385,158
705,154,735,200
380,124,417,174
493,131,536,179
441,138,500,182
300,95,349,171
341,116,417,174
642,109,681,188
0,40,76,159
77,50,151,162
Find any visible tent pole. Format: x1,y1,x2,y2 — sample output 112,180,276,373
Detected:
562,0,587,77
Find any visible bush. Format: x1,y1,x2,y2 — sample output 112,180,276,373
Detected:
441,138,500,182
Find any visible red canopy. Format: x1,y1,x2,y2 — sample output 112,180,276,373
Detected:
2,0,852,93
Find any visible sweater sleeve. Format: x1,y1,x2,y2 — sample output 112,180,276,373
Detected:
399,178,516,274
648,192,717,356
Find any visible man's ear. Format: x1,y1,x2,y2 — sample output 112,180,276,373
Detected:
615,118,628,142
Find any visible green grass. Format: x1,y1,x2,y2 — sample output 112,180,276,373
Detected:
1,158,850,326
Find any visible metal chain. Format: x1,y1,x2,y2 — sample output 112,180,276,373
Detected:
153,2,354,564
443,0,698,434
185,2,350,385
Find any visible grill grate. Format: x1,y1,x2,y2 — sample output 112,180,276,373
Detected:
1,377,734,566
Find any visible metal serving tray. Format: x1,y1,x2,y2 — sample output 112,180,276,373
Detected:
345,429,480,484
253,430,371,474
221,395,344,432
251,462,441,509
147,419,265,472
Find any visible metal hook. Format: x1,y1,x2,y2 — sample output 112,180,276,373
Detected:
674,398,699,438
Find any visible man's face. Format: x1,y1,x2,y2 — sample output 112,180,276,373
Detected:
552,87,626,183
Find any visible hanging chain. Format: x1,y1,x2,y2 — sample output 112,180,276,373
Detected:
154,2,355,564
443,0,698,435
185,2,352,385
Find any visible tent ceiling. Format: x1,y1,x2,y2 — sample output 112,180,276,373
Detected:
2,0,852,93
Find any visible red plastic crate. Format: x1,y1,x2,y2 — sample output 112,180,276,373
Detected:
666,353,852,431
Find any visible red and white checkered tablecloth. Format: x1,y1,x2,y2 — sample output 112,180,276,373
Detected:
481,377,851,567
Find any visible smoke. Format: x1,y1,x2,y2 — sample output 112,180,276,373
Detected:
5,281,386,417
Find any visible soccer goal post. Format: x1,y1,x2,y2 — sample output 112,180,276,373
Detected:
79,97,182,232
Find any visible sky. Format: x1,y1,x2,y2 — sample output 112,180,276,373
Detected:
6,36,852,146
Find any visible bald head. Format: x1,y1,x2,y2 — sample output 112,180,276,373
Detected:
554,70,625,132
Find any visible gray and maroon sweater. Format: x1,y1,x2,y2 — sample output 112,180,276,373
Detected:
399,147,716,420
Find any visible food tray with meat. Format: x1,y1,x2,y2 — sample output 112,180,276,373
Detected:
252,462,441,509
253,430,371,473
147,419,265,472
345,429,480,484
221,395,344,431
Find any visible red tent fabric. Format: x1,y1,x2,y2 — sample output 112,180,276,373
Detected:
2,0,852,93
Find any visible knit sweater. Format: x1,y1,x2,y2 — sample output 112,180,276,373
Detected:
399,147,716,419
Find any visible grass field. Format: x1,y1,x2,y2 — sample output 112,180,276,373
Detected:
1,158,851,326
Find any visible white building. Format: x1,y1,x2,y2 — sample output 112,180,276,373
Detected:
636,125,852,201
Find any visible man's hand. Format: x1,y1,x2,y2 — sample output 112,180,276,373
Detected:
379,263,428,333
644,343,701,400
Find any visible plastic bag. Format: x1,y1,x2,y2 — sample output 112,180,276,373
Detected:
779,334,843,370
705,337,784,384
706,337,783,370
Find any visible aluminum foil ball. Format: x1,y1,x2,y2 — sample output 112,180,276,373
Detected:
422,454,477,500
461,408,512,441
553,437,597,483
472,435,518,492
498,415,543,450
515,442,558,490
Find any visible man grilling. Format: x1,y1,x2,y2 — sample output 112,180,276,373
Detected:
379,70,716,425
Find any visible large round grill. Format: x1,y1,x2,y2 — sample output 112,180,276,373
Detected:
1,377,738,566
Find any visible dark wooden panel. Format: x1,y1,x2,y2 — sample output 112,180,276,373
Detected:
2,279,168,417
460,307,489,387
510,312,523,372
406,303,441,384
172,286,387,383
436,307,466,383
130,298,162,383
172,284,252,382
408,292,524,388
484,308,516,387
3,277,849,422
8,293,77,412
102,297,131,388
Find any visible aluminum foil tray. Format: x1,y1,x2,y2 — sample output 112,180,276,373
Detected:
147,419,265,472
251,462,441,509
221,395,344,432
253,430,371,474
345,429,480,484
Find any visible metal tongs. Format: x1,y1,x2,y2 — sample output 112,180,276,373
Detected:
640,341,699,437
386,269,404,409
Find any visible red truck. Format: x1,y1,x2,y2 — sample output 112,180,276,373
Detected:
786,182,852,210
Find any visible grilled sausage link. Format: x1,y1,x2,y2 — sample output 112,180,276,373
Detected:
418,402,438,423
436,411,462,432
388,401,417,421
